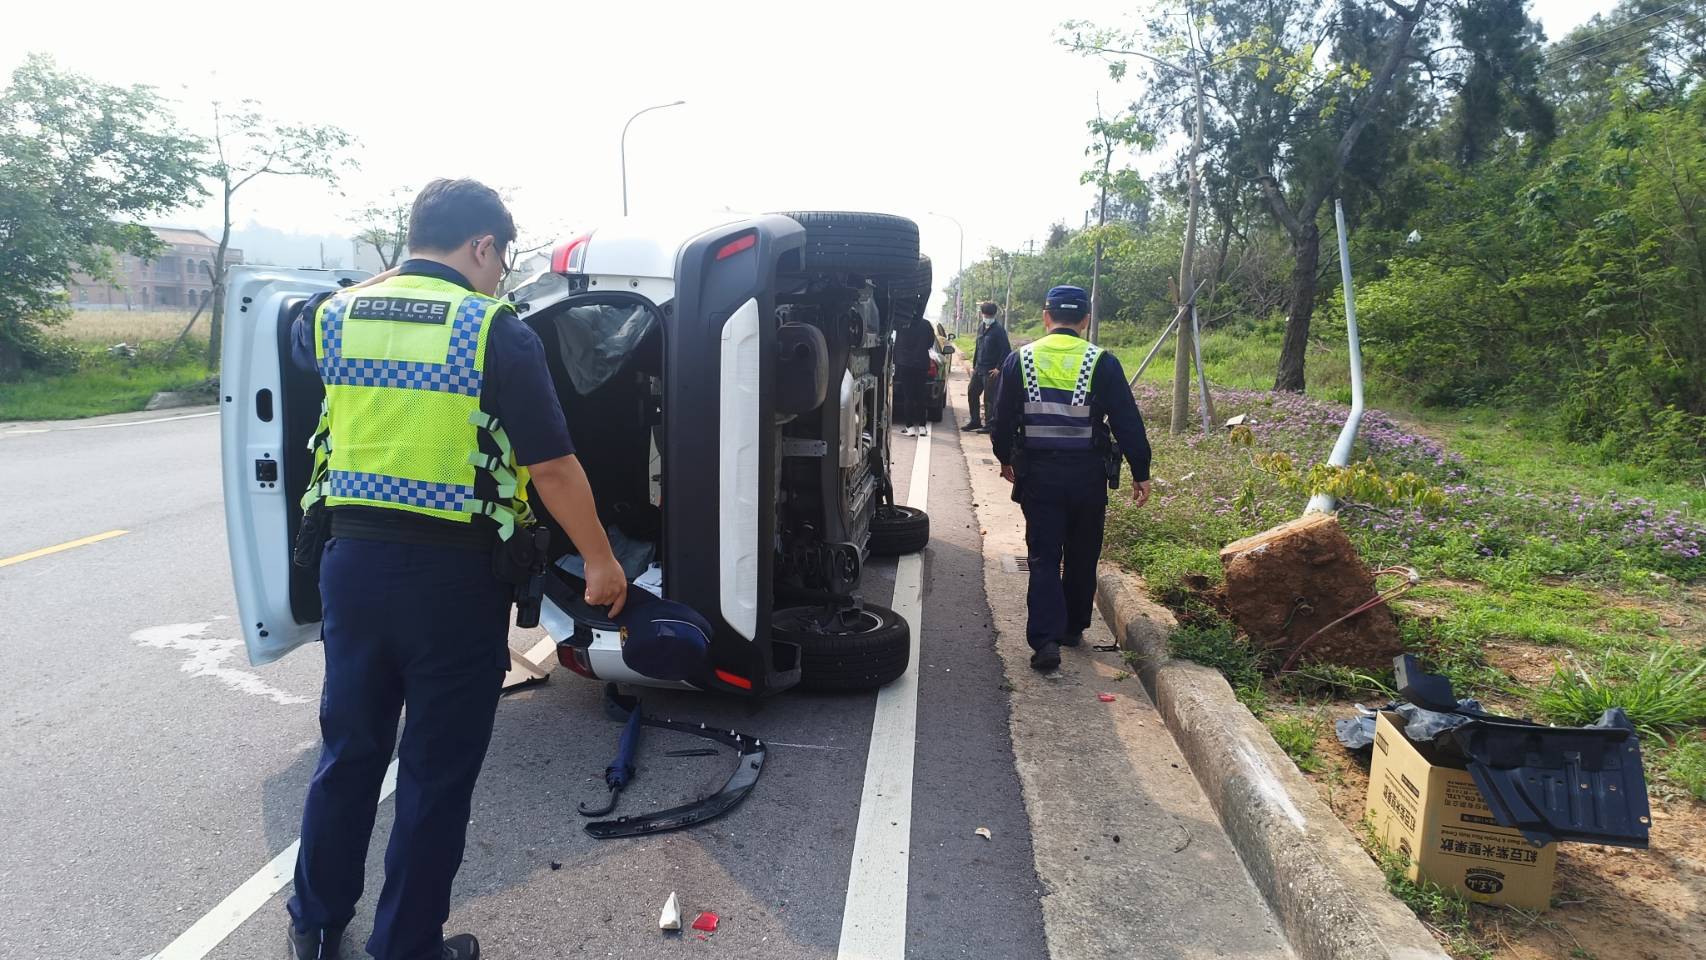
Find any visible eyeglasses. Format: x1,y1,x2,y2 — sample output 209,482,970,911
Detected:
474,237,512,279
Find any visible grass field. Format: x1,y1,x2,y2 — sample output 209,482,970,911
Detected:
59,309,198,344
1,311,213,421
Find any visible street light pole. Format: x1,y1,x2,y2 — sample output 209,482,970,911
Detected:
928,211,964,335
621,100,686,216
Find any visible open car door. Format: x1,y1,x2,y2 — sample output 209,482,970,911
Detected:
221,266,368,665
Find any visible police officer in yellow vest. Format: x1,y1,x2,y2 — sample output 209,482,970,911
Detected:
284,180,628,960
991,285,1153,671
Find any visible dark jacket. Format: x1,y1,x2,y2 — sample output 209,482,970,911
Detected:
893,317,936,371
972,320,1012,373
990,329,1152,482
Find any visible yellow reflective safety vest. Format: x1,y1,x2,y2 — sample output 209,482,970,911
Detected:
1017,332,1105,452
302,273,530,540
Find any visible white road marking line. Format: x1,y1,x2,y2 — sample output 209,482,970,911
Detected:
153,759,401,960
1,410,216,438
66,410,218,431
837,421,932,959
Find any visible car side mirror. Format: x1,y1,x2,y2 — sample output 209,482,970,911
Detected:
946,332,957,340
942,344,955,355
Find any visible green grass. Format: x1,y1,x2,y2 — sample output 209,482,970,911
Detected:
1265,710,1329,773
1535,645,1706,736
1104,318,1706,514
0,346,211,421
1656,734,1706,801
1363,822,1494,960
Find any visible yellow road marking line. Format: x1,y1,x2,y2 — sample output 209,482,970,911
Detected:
0,529,129,568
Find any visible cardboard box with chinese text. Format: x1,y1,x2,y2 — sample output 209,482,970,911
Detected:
1364,711,1557,911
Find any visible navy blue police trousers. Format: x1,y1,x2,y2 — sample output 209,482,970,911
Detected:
1019,455,1108,651
288,536,511,960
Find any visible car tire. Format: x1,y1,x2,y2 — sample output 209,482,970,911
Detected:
775,603,910,692
868,503,930,556
883,254,932,318
778,211,920,278
927,401,944,423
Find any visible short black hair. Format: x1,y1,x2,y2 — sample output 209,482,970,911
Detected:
979,301,998,317
407,178,517,254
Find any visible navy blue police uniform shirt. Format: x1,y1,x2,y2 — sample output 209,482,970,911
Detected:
989,329,1153,482
291,259,576,466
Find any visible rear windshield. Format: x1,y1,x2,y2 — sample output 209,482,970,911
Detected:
553,302,659,395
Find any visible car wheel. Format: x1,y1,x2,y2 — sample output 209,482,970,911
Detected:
883,254,932,318
777,211,920,278
868,503,930,556
927,402,944,424
775,603,910,692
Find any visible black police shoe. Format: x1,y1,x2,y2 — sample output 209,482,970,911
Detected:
962,420,982,431
443,933,480,959
1030,642,1061,671
1060,631,1084,648
286,924,340,960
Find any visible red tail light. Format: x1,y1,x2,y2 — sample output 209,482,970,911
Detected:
550,233,592,274
557,642,598,679
713,669,753,690
928,358,940,378
716,233,757,261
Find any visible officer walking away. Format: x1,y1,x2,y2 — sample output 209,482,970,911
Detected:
285,179,629,960
990,285,1152,671
963,300,1011,433
893,310,935,437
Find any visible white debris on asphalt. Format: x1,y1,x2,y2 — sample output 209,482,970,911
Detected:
659,891,681,931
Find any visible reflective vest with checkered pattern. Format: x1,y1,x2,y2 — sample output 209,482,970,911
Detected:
307,274,529,536
1017,332,1104,451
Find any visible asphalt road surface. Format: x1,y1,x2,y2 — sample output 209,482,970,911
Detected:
0,391,1287,960
0,401,1046,960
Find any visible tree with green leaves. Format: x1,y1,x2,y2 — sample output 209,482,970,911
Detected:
1069,0,1434,392
203,101,354,369
0,54,204,378
1067,3,1219,430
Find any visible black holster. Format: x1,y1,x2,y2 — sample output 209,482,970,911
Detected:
1010,444,1028,504
493,525,552,628
293,503,329,568
1104,438,1122,490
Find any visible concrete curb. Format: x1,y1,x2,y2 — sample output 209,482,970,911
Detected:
1095,564,1450,960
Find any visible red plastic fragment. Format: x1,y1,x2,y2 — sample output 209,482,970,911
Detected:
1098,693,1117,702
691,911,720,932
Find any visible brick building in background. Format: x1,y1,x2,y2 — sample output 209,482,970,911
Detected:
66,228,242,310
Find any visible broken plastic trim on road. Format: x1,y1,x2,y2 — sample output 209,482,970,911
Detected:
580,684,767,840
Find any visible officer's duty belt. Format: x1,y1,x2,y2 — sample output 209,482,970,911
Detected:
329,507,496,551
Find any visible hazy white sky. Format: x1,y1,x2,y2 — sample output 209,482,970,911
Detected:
4,0,1606,315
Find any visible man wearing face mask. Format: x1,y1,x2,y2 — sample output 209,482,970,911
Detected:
963,301,1011,433
283,179,627,960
